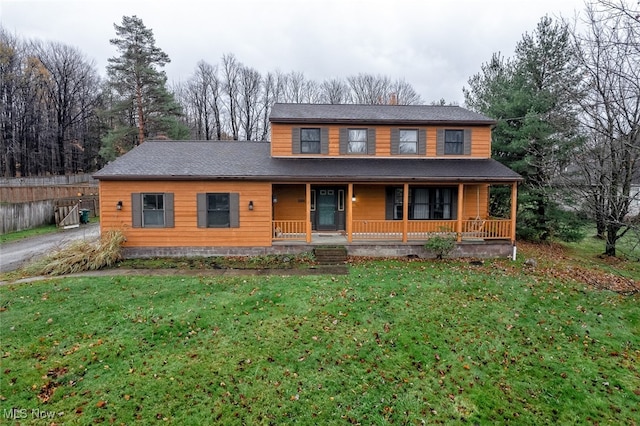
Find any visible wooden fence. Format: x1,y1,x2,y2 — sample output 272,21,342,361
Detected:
0,200,55,234
0,174,96,187
1,196,99,235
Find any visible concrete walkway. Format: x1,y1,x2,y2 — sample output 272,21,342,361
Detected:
0,223,100,273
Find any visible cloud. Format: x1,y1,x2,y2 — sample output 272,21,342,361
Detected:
1,0,585,104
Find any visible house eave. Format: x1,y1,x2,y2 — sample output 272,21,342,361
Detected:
94,175,522,183
270,118,497,126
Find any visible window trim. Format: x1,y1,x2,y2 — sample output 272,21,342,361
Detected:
300,128,321,154
197,193,240,228
131,192,174,228
340,128,376,155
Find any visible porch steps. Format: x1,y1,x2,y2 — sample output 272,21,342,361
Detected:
314,246,348,265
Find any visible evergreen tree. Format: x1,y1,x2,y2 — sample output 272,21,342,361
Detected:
102,15,186,159
465,17,584,241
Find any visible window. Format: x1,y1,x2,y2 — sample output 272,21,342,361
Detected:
197,193,239,228
142,193,165,227
300,128,321,154
348,129,367,153
393,187,404,219
399,129,418,154
132,192,174,228
207,193,230,227
445,130,464,155
386,187,457,220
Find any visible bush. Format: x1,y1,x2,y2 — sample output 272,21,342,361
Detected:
424,235,456,259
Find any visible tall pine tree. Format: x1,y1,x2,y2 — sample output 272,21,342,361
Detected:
465,17,584,241
101,15,186,160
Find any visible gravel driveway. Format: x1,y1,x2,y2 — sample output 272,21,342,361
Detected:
0,223,100,273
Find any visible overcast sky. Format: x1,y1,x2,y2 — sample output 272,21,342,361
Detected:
1,0,586,105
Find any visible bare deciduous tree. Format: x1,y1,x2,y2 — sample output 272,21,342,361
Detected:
570,0,640,256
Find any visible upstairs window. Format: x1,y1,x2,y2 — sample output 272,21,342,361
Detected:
348,129,368,153
444,130,464,155
399,129,418,154
300,128,321,154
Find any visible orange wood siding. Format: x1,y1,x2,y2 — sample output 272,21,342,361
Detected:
273,185,306,220
271,124,492,158
352,185,387,220
462,184,489,219
100,181,272,247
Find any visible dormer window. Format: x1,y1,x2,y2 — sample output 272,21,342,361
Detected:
300,128,321,154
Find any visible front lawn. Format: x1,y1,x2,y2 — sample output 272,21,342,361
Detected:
1,254,638,424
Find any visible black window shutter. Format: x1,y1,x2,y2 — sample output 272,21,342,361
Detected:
390,128,399,155
367,128,376,155
164,193,174,228
131,193,142,228
339,128,347,154
320,127,329,154
229,193,240,228
418,129,427,155
385,187,395,220
197,193,207,228
292,127,301,154
436,129,445,155
463,129,471,155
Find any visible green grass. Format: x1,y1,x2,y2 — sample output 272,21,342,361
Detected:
1,256,638,424
0,217,99,244
0,224,59,244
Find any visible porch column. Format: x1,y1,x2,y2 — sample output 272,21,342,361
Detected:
402,183,409,243
510,182,518,244
306,183,312,243
457,183,464,242
347,183,353,243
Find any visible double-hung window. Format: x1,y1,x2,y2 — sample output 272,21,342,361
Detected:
142,193,165,227
348,129,368,154
444,130,464,155
399,129,418,154
132,192,174,228
207,193,230,227
300,128,321,154
197,192,239,228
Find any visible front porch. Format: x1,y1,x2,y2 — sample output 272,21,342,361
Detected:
271,182,518,245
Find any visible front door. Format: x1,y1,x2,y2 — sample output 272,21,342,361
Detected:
313,187,345,231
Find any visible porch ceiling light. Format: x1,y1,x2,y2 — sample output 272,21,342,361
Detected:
272,194,278,203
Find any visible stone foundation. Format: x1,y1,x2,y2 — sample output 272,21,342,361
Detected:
123,241,515,260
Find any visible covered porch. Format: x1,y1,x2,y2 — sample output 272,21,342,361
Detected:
271,182,518,245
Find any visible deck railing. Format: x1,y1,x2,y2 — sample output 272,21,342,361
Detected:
273,219,513,242
352,220,404,240
461,219,511,240
272,220,308,241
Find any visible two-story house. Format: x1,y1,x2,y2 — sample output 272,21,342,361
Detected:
94,103,522,258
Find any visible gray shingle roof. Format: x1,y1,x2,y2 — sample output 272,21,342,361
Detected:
269,103,496,125
93,141,522,182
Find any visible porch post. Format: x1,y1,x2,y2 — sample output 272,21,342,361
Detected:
457,183,464,242
510,182,518,244
347,183,353,243
402,183,409,243
306,183,312,243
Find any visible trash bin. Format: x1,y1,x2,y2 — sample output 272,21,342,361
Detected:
80,209,90,224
